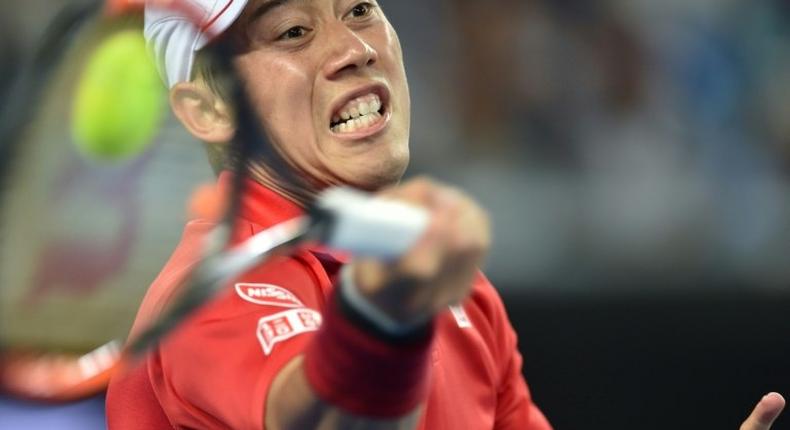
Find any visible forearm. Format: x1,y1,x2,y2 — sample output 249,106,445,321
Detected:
264,286,433,430
265,179,488,430
265,356,422,430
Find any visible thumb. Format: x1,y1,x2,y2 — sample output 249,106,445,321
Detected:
740,393,786,430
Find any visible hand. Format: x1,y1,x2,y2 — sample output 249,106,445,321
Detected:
351,177,491,325
741,393,785,430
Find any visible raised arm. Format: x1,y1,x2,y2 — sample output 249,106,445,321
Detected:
265,177,490,430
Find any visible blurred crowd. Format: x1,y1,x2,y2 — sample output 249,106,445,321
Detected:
2,0,789,292
389,0,790,290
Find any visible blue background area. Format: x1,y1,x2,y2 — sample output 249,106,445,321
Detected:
0,395,106,430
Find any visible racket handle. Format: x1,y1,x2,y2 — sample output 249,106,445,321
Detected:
312,187,429,260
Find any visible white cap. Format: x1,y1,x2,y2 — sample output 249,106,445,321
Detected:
144,0,249,88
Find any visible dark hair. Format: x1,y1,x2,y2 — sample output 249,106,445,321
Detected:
190,16,252,101
192,48,232,101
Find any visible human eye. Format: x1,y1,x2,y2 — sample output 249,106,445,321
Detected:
347,2,378,20
277,25,310,41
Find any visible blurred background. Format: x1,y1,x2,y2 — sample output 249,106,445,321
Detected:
1,0,788,428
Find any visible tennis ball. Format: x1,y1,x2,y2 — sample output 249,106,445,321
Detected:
72,29,165,161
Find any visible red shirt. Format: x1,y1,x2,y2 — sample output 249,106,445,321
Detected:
106,174,551,430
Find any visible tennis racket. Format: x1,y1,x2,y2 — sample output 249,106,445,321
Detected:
0,0,427,402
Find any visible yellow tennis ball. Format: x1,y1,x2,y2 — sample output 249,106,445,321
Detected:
72,29,165,161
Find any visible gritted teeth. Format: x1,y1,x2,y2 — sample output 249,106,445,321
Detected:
330,93,384,132
331,111,383,134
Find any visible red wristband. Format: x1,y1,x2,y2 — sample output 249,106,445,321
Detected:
303,293,435,418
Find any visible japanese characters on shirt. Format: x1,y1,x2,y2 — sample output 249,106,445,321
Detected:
256,308,323,355
238,283,472,356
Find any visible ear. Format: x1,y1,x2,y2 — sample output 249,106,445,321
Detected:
169,81,235,144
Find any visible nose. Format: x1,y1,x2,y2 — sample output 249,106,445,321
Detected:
322,23,378,79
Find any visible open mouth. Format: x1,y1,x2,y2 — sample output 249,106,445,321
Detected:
329,91,388,135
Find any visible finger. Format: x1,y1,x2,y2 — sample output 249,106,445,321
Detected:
396,188,459,280
448,197,490,257
349,192,456,296
741,392,786,430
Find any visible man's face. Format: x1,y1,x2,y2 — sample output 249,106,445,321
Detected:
232,0,410,191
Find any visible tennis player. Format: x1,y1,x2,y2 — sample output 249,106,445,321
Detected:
106,1,785,429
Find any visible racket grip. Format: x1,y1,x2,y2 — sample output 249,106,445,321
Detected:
312,187,429,260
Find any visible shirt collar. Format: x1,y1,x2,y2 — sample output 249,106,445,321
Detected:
217,171,350,264
218,170,304,228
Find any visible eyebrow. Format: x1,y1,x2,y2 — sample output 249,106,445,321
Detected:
248,0,297,23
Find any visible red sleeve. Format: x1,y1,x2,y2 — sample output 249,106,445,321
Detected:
147,252,329,430
106,358,173,430
493,327,552,430
483,280,552,430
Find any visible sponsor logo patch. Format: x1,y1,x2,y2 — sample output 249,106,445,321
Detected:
449,305,472,329
235,283,304,308
257,308,322,355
